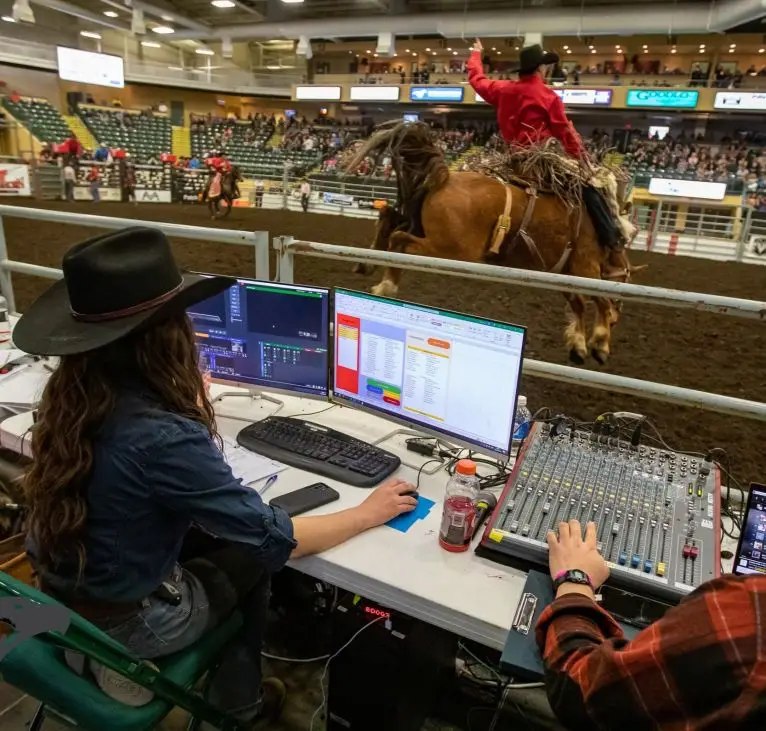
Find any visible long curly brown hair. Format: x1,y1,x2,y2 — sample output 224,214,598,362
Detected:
23,312,216,577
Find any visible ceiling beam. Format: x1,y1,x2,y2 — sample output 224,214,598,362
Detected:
30,0,130,30
171,0,766,41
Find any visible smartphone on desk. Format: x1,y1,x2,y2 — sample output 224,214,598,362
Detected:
269,483,340,517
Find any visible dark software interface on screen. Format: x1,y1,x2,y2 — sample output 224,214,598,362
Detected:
187,278,330,396
735,484,766,576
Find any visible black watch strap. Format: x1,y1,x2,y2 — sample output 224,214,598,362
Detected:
552,569,594,592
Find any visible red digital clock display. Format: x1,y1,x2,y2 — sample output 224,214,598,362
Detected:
363,606,392,620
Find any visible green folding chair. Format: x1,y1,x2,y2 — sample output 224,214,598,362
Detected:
0,570,246,731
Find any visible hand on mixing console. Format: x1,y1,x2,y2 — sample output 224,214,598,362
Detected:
547,520,609,598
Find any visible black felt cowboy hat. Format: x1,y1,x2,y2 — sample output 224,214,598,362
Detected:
13,227,234,356
511,44,560,75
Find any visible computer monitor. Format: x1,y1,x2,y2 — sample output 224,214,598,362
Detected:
733,483,766,576
188,276,330,399
332,288,527,457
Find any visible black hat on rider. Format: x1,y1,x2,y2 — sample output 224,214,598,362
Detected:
511,44,559,75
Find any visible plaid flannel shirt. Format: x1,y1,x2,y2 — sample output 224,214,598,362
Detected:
535,575,766,730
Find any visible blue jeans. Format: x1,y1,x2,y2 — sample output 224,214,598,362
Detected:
90,182,100,202
102,533,270,719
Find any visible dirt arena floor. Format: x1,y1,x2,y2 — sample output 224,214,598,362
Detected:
5,199,766,489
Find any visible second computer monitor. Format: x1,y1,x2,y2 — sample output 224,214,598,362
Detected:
188,276,330,398
332,288,526,457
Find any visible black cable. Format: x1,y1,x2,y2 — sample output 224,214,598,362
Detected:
297,404,338,419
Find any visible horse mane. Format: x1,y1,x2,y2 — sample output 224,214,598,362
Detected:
343,121,449,233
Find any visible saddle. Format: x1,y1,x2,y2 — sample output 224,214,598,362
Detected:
487,182,572,275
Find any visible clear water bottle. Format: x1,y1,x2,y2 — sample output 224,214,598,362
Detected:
439,459,480,553
512,395,532,449
0,295,10,350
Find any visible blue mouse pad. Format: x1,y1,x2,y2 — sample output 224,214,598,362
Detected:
386,496,436,533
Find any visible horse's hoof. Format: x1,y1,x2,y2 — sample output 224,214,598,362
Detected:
590,347,608,366
568,348,586,365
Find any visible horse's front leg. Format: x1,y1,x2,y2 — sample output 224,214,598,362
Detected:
371,230,430,298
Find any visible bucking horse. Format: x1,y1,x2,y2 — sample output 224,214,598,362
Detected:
346,122,638,365
204,166,243,219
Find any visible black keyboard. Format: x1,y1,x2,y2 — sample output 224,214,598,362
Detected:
236,416,401,488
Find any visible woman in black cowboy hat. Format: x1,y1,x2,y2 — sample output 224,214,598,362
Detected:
15,228,417,727
467,39,584,158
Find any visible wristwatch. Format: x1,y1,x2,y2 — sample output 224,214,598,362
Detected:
552,569,594,592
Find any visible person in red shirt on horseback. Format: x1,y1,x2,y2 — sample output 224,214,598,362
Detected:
468,41,583,158
467,40,631,258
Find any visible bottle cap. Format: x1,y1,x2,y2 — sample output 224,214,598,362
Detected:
517,395,527,407
456,459,477,476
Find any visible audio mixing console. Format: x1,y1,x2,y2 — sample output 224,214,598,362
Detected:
479,422,721,602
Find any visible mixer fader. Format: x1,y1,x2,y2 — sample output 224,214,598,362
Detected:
479,422,720,602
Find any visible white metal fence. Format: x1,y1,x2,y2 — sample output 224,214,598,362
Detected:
2,206,766,426
272,234,766,422
0,205,269,314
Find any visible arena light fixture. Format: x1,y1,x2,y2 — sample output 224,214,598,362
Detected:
671,48,677,54
196,48,215,55
566,49,572,54
615,44,620,49
562,45,568,50
642,44,648,49
432,51,437,55
760,48,765,53
447,47,452,51
80,30,102,39
452,51,457,55
496,51,501,55
591,48,597,54
168,66,183,71
425,47,431,51
514,46,519,50
152,25,175,34
1,15,15,22
730,43,736,48
141,41,161,48
729,48,735,53
491,46,496,51
281,0,306,4
644,48,648,53
411,52,416,56
103,10,118,17
161,14,174,21
373,53,378,57
212,0,237,6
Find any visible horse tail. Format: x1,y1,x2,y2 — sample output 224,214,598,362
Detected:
343,121,449,233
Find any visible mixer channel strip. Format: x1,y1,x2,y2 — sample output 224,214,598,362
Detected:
479,422,720,603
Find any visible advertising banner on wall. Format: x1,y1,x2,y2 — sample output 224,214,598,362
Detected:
323,191,356,206
136,189,172,203
626,89,699,108
410,86,465,102
73,186,122,202
0,164,32,196
648,177,727,201
714,92,766,111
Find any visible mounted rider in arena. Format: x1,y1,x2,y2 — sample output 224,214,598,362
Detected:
204,151,240,201
467,40,631,267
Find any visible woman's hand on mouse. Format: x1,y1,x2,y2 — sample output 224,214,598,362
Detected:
358,478,418,529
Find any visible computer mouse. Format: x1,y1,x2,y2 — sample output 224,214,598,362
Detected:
402,490,419,498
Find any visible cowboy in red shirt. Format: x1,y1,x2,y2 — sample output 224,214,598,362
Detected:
467,41,583,158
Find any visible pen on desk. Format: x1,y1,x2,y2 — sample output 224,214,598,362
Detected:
258,474,279,496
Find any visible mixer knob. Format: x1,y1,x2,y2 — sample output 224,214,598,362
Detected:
650,519,657,528
612,523,620,534
542,502,550,514
521,524,530,537
510,521,519,533
627,513,634,522
639,515,645,525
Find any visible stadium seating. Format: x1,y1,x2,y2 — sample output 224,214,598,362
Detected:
78,107,172,163
190,121,273,165
2,97,71,144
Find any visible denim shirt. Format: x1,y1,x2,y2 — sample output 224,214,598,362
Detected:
27,390,296,602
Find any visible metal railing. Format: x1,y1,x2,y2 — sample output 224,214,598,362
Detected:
0,205,269,314
273,235,766,423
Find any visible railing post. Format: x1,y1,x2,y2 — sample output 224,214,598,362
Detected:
737,205,753,263
253,231,269,281
281,166,289,210
0,216,16,314
274,235,295,283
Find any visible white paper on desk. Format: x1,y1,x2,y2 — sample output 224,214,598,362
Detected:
0,367,49,406
0,350,29,369
221,436,287,487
